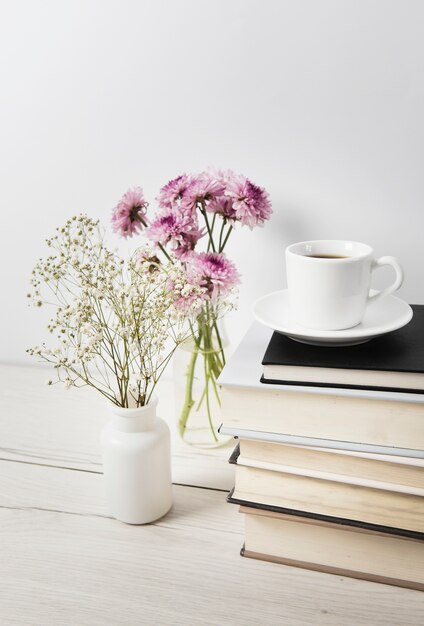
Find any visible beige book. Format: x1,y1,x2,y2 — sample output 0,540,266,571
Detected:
241,506,424,591
221,385,424,450
233,463,424,532
238,439,424,492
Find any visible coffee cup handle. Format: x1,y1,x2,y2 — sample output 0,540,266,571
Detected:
368,256,404,304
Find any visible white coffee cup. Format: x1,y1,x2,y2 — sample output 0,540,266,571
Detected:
285,240,404,330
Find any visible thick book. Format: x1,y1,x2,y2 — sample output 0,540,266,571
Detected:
232,440,424,494
219,425,424,458
218,324,424,456
240,505,424,591
230,453,424,533
220,384,424,453
262,305,424,392
228,489,424,540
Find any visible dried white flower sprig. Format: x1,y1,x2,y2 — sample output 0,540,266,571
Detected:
27,215,192,407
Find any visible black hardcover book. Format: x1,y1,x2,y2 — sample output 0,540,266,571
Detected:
261,304,424,392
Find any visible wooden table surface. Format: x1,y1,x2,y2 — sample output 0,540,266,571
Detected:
1,364,423,626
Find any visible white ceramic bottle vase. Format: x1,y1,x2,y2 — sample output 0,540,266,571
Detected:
101,396,172,524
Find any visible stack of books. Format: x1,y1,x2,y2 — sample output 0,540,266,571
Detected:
219,306,424,590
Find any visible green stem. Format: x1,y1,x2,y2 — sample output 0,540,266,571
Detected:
218,219,227,251
200,201,216,252
195,383,207,411
207,214,217,252
204,350,218,443
219,224,233,252
213,320,226,367
189,320,202,349
178,307,227,443
209,359,222,406
139,216,172,262
178,331,202,437
210,350,223,378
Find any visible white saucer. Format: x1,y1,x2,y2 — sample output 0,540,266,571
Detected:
253,289,413,346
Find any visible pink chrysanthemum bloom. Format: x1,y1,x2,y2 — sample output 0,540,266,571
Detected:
206,196,237,221
206,167,237,187
189,252,240,298
147,209,204,259
111,187,148,238
182,173,226,210
157,174,194,210
226,175,272,228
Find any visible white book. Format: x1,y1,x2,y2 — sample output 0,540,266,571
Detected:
219,425,424,458
218,323,424,457
232,462,424,532
235,454,424,496
241,506,424,591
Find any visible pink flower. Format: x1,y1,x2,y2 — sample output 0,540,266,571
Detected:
207,196,237,221
147,208,204,258
157,174,194,210
206,168,238,187
111,187,148,238
189,252,240,298
226,175,272,228
182,173,226,210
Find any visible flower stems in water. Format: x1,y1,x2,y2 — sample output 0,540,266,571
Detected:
178,332,201,437
178,313,225,444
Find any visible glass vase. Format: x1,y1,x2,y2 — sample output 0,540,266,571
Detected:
174,316,231,448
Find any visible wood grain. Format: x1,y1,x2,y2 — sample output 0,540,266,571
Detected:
1,461,423,626
1,364,423,626
0,364,234,490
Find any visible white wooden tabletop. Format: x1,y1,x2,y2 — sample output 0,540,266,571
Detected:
1,364,423,626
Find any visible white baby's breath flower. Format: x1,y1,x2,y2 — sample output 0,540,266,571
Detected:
27,218,192,408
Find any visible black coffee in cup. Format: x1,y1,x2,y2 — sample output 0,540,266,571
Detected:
306,254,350,259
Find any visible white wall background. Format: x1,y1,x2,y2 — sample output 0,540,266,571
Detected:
1,0,423,364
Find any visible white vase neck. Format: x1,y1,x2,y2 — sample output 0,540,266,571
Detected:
108,397,158,432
